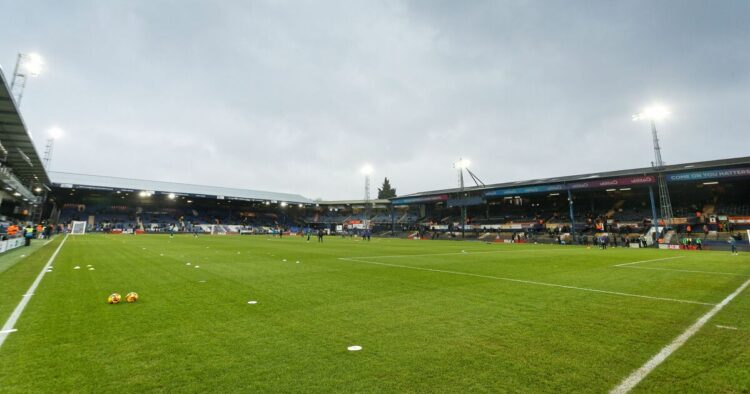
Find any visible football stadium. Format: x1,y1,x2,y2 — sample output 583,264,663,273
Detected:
1,3,750,393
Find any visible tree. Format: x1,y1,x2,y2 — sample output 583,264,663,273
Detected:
377,177,397,199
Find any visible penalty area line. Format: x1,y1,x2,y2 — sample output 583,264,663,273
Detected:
610,277,750,394
338,257,715,306
0,234,69,350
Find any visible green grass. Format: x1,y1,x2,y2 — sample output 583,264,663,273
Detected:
0,234,749,392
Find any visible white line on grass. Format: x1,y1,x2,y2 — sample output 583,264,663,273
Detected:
715,324,738,330
617,266,750,277
610,277,750,394
0,235,68,350
350,249,576,260
338,257,715,306
613,256,686,267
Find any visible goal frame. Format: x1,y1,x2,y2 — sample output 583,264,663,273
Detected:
70,221,87,235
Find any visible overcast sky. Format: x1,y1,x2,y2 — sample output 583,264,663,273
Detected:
1,0,748,200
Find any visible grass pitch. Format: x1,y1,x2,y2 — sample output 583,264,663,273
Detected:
1,234,749,392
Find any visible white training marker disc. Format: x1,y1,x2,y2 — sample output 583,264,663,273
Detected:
194,266,200,268
282,259,287,262
186,263,191,265
296,261,300,264
89,268,95,270
347,345,362,351
74,266,80,270
87,265,92,267
247,300,258,304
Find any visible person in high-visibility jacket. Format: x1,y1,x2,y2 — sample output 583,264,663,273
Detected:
24,225,34,246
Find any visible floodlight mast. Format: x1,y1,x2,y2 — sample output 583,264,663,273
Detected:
10,53,43,107
361,164,373,230
43,127,63,169
633,104,674,239
454,158,469,238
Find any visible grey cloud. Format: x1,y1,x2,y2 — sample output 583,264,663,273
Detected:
1,0,748,199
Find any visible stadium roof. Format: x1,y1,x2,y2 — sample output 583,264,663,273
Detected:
0,69,50,186
393,156,750,201
49,171,313,204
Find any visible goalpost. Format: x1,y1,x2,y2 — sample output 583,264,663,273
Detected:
70,221,87,235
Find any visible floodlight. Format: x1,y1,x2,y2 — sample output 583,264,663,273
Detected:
361,164,374,175
280,202,288,207
455,158,471,169
48,127,63,140
23,53,44,76
633,104,670,121
34,187,42,192
168,193,176,200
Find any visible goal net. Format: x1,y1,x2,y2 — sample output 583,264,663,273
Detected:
71,221,87,235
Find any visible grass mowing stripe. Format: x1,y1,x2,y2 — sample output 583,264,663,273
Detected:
338,257,716,306
0,234,68,349
610,277,750,394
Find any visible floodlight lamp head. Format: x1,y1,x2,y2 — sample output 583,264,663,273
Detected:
48,127,63,140
361,164,374,176
633,104,670,122
455,158,471,169
23,53,44,77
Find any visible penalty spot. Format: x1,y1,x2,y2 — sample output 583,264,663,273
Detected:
347,345,362,351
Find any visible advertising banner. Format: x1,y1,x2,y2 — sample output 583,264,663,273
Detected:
485,184,566,197
568,175,655,190
484,175,655,198
667,167,750,182
392,194,449,206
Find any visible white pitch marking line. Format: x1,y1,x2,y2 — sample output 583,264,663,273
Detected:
618,265,750,277
0,234,69,350
613,256,685,267
351,248,576,260
610,277,750,394
0,329,17,335
715,324,739,330
338,257,715,306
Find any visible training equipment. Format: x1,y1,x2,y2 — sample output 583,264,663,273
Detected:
70,221,87,235
347,345,362,351
107,293,121,304
125,292,139,303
